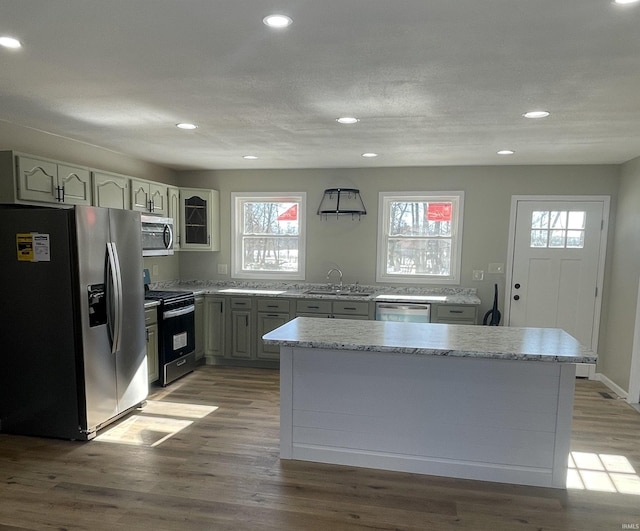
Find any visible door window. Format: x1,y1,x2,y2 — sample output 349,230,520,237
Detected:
530,210,586,249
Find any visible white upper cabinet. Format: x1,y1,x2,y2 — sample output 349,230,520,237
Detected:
92,171,130,210
131,177,168,216
57,164,92,205
167,186,181,250
180,187,220,251
3,153,91,206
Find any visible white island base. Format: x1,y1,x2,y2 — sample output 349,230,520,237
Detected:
268,319,595,489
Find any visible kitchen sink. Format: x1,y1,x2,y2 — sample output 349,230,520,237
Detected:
303,289,373,297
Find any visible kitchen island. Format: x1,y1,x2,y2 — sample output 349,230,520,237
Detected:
263,317,597,489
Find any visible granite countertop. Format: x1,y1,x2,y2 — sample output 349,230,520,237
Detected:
151,281,482,305
262,317,597,364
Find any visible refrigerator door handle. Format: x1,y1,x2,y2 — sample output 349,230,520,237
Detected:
106,242,124,354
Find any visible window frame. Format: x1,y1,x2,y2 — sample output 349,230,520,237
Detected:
376,191,464,284
231,192,306,280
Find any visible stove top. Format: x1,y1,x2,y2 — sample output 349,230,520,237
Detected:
145,289,194,301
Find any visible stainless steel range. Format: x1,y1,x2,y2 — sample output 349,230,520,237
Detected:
145,290,196,386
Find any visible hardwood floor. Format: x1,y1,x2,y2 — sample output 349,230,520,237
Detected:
1,366,639,530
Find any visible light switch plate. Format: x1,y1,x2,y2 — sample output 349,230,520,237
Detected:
218,263,228,275
472,270,484,281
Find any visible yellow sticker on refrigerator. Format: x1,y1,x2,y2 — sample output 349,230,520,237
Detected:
16,232,51,262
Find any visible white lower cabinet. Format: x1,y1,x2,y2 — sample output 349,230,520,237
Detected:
332,300,372,320
431,304,478,324
230,297,254,359
295,299,371,320
145,307,159,384
194,295,205,362
257,299,291,360
204,295,372,366
295,300,332,318
204,296,226,363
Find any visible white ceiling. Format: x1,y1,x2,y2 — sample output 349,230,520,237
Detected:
1,1,639,171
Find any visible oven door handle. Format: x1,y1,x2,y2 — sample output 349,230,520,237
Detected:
163,304,195,320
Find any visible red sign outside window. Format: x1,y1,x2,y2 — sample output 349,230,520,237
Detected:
426,203,452,222
277,204,298,221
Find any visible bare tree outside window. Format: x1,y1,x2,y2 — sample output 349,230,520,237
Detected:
232,193,306,280
377,192,463,284
242,201,299,271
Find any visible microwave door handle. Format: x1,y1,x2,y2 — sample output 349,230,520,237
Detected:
106,242,123,354
163,224,173,249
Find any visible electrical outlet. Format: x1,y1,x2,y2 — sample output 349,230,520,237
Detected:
488,263,504,274
152,264,159,277
217,264,228,275
472,270,484,281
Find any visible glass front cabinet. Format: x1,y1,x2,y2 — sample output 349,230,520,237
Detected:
179,187,220,251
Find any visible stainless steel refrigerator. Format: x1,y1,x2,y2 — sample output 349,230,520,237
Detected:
0,205,148,440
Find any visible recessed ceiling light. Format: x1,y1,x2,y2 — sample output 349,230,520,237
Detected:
243,155,258,160
613,0,639,5
176,123,197,130
263,14,293,28
0,36,22,49
523,110,550,119
336,117,360,124
497,150,515,155
361,152,378,158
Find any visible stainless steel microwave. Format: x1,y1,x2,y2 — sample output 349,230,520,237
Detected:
141,214,174,256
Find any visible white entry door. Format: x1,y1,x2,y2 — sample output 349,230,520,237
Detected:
507,198,609,353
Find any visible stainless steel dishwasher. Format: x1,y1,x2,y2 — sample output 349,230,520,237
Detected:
374,302,431,323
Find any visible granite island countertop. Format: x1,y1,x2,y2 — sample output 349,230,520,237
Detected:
263,317,597,363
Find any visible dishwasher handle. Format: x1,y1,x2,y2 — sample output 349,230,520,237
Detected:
375,303,431,311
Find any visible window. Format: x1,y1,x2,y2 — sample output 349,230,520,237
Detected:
530,210,586,249
231,192,306,280
377,192,464,284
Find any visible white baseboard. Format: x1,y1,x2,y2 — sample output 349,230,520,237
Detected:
594,372,629,399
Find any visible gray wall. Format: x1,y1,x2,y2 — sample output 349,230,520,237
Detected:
0,121,177,185
0,121,180,283
177,164,619,346
599,156,640,391
2,115,637,392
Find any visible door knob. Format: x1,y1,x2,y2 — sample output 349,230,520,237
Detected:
514,283,520,289
513,295,520,301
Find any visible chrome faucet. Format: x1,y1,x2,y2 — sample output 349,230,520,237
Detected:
326,268,343,291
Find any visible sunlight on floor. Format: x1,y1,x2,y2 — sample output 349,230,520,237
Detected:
567,451,640,495
94,415,193,447
141,400,218,419
94,400,219,447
